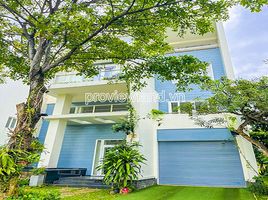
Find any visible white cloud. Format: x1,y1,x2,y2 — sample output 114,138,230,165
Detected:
235,63,268,79
223,6,243,30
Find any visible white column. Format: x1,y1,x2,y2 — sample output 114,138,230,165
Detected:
130,78,159,179
38,95,72,168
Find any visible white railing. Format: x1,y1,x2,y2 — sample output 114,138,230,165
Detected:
53,69,121,84
69,103,128,114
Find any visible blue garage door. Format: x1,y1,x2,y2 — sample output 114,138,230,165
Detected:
158,141,246,187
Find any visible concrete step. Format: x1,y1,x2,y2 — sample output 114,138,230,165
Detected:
53,183,109,189
56,179,103,184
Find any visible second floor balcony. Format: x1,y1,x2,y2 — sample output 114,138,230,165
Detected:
48,66,127,97
45,102,129,125
53,69,121,85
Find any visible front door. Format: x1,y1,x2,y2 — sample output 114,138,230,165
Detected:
92,140,122,176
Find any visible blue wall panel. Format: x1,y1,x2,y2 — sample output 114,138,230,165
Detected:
157,128,234,141
57,124,125,175
38,104,55,144
156,48,226,112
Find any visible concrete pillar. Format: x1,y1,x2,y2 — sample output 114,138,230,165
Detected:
38,95,72,168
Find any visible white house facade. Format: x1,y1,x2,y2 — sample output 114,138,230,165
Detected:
35,23,258,188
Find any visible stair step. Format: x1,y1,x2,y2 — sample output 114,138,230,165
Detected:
57,179,103,183
53,183,109,189
59,176,103,180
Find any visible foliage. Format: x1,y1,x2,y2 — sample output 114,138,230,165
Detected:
0,0,267,196
96,142,146,189
7,187,60,200
193,77,268,156
31,167,46,175
150,109,165,120
18,178,30,187
251,129,268,175
179,102,194,115
122,55,210,91
0,138,44,193
112,105,136,135
201,77,268,121
248,176,268,195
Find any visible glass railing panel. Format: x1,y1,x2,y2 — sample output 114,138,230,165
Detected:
53,69,121,84
94,105,112,113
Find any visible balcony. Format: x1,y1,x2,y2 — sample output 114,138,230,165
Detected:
53,69,121,85
48,68,127,97
70,103,128,114
45,103,128,125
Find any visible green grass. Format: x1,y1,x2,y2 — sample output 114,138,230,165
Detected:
60,185,257,200
115,186,256,200
21,185,262,200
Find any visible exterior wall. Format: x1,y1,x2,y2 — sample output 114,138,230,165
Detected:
155,47,226,112
38,104,55,144
57,124,125,175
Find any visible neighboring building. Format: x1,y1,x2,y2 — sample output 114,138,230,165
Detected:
36,23,258,187
0,116,17,146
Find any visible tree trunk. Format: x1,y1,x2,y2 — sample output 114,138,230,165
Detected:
235,127,268,157
5,72,46,196
8,72,46,151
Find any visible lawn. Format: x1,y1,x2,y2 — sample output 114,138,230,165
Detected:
24,185,264,200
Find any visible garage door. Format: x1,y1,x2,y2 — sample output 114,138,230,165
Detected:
158,129,246,187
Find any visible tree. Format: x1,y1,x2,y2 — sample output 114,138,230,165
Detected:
0,0,267,195
196,77,268,156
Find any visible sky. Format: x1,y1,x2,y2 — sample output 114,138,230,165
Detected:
0,6,268,143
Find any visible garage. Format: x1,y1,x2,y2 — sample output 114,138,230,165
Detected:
158,128,246,187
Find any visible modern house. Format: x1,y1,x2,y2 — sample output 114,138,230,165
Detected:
36,23,258,188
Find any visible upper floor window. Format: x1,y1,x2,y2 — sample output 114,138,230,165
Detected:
207,63,214,80
168,101,208,115
171,63,214,84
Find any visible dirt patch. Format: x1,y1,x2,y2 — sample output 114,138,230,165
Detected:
60,187,99,197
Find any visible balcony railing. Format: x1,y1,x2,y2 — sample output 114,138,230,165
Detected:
53,69,121,84
69,103,128,114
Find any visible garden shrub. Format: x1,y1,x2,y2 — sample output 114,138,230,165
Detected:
248,176,268,195
7,188,60,200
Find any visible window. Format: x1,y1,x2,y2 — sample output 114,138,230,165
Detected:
112,104,128,112
70,107,76,114
195,101,209,114
179,102,194,114
168,101,208,115
80,106,94,113
92,139,122,175
94,105,111,112
207,63,214,80
5,117,17,129
170,102,179,113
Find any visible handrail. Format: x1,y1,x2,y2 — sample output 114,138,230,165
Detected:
53,69,121,84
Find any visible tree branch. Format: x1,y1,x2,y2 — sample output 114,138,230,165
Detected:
0,1,35,27
43,0,184,72
235,120,268,157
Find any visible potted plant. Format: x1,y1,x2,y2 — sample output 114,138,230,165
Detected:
29,167,46,186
